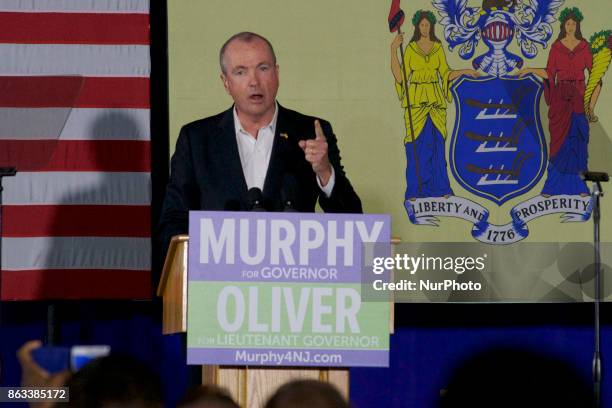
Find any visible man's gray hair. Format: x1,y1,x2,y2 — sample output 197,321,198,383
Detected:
219,32,277,74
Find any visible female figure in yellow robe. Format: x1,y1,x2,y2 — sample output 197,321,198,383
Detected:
391,10,479,200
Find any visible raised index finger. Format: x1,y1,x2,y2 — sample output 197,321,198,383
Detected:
314,120,326,140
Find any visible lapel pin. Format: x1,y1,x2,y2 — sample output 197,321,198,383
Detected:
280,133,289,139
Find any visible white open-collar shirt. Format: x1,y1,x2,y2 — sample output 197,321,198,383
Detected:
233,103,335,196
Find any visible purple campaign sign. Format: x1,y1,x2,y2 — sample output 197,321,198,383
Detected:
187,212,391,367
187,348,388,367
188,212,391,283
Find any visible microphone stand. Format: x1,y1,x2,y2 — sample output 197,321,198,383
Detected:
0,167,17,339
0,168,17,288
583,171,609,408
591,178,603,408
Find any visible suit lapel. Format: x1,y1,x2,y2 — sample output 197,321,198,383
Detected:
217,107,248,196
217,104,296,206
263,104,291,199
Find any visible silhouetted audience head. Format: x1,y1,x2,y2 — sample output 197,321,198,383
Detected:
265,380,348,408
178,385,239,408
65,354,163,408
439,347,593,408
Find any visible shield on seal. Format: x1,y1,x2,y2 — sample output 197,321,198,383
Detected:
449,75,547,206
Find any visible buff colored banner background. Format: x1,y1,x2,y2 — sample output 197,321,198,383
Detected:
168,0,612,301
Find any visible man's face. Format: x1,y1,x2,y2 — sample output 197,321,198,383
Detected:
221,38,279,123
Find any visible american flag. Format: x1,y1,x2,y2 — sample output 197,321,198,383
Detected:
0,0,151,300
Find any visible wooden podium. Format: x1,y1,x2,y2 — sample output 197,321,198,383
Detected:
157,235,349,408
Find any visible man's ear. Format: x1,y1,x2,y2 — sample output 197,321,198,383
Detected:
220,73,230,95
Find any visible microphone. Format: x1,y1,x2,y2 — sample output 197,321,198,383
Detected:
246,187,266,211
582,171,610,183
0,167,17,177
281,174,298,212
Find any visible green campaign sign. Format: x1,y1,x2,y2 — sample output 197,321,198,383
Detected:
187,212,391,367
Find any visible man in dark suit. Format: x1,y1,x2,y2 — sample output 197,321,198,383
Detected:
159,32,362,255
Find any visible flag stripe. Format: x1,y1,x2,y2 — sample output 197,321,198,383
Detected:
0,140,151,171
0,108,150,140
1,269,152,301
1,1,152,300
0,76,150,108
2,236,151,270
0,44,150,76
5,172,151,205
0,0,149,14
0,12,149,44
3,205,150,237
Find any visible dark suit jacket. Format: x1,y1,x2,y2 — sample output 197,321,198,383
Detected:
158,104,362,254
